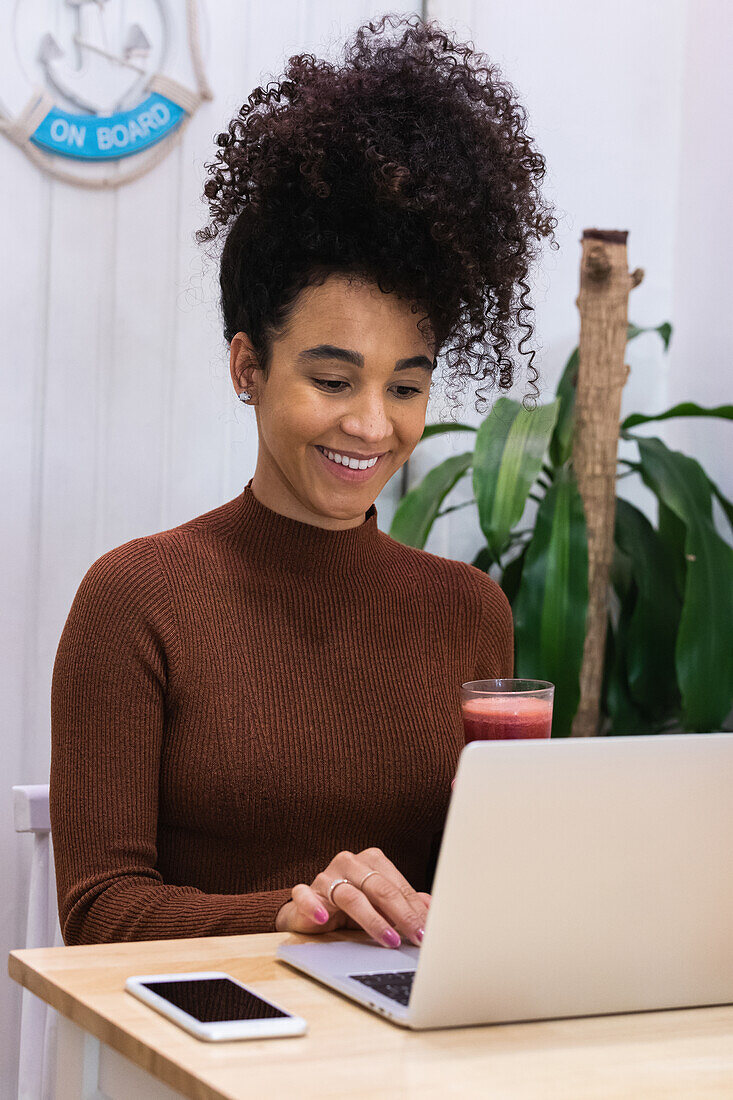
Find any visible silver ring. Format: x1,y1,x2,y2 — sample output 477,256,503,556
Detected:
328,877,353,905
359,870,380,891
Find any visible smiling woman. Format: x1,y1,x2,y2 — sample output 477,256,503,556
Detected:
49,12,549,950
196,11,557,528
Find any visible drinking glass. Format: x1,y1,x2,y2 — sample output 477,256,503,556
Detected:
460,679,555,742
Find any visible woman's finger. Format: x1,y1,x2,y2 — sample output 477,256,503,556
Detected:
290,883,340,929
314,874,405,949
357,848,429,928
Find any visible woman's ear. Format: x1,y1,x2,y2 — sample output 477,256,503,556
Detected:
229,332,257,396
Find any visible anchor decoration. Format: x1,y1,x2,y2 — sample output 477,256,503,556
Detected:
38,0,153,117
0,0,212,187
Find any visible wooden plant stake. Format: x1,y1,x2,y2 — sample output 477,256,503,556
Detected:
571,229,644,737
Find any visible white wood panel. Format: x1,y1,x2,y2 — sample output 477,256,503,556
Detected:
1,91,53,1100
33,179,118,720
97,145,181,550
3,3,69,1094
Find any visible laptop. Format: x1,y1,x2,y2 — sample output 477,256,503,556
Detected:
277,733,733,1029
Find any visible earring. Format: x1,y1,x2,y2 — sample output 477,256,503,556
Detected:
238,391,251,402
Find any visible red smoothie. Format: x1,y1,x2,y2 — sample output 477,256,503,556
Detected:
461,695,553,742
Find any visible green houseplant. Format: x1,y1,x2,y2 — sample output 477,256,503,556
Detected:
389,323,733,737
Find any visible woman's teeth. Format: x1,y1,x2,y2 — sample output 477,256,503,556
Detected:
317,447,379,470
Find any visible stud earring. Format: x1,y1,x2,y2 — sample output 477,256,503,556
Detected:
238,391,251,402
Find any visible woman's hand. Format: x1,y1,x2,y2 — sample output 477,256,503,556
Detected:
275,846,431,948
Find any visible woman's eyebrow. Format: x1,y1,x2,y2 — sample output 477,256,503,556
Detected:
296,344,435,372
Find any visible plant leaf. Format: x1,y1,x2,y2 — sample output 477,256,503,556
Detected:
622,402,733,430
657,500,687,599
513,468,588,737
636,436,733,730
472,547,494,573
602,610,659,736
388,452,473,549
610,541,634,603
548,348,578,467
419,422,477,442
627,320,673,350
473,397,559,562
499,546,526,607
708,476,733,538
614,498,681,721
436,499,476,519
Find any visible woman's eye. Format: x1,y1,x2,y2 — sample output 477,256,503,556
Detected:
313,379,348,392
312,379,423,399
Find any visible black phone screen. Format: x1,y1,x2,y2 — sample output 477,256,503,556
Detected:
142,978,290,1022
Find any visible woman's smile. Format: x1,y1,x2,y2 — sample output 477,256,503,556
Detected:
313,444,388,482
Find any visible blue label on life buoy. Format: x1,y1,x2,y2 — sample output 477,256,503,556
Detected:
29,92,185,161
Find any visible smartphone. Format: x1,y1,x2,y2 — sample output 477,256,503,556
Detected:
125,970,307,1041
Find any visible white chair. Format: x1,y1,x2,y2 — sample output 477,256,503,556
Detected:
13,784,64,1100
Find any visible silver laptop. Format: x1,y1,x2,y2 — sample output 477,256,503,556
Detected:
277,733,733,1029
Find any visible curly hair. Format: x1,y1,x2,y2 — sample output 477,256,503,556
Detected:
196,12,558,419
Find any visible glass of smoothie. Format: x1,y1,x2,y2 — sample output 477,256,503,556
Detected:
460,679,555,742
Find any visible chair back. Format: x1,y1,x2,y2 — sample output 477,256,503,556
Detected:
13,784,63,1100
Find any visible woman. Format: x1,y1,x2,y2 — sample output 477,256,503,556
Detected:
50,14,557,948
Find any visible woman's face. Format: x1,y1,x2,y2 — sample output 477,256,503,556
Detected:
229,274,435,529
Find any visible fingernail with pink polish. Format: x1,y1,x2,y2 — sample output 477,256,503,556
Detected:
314,907,329,924
382,928,401,948
416,928,425,943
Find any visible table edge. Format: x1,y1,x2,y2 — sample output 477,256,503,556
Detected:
9,949,242,1100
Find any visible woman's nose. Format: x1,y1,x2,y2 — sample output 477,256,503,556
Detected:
340,392,392,440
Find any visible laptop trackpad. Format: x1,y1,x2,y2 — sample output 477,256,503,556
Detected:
278,939,419,979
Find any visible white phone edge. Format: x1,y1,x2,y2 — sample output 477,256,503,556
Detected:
124,970,307,1041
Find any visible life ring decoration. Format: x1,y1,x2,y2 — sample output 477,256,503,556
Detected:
0,0,213,189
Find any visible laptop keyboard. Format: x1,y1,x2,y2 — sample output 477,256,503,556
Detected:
349,970,415,1007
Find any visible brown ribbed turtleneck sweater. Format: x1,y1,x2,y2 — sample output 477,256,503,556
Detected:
50,478,513,945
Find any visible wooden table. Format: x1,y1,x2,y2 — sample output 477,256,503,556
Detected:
9,930,733,1099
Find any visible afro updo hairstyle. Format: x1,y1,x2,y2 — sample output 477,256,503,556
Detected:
196,12,559,420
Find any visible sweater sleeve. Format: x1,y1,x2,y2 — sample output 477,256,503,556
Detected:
470,567,514,680
50,539,293,945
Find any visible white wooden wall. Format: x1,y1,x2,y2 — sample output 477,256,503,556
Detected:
2,1,730,1093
